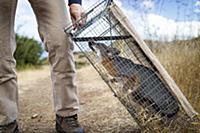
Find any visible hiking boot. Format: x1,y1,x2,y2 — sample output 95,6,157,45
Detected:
56,114,84,133
0,120,19,133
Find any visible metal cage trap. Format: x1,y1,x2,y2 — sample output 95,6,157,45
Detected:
65,0,199,132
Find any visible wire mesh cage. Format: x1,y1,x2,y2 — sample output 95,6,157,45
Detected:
65,0,199,132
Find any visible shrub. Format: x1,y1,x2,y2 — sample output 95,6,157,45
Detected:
14,34,44,70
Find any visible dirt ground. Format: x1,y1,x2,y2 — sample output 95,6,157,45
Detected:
17,65,139,133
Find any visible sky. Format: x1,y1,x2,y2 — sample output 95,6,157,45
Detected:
14,0,200,51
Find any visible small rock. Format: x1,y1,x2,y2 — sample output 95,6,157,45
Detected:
31,114,39,119
80,102,85,105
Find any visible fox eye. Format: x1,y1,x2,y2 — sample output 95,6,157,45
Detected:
106,50,110,53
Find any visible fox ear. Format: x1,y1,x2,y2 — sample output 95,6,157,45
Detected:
88,41,96,52
114,48,121,55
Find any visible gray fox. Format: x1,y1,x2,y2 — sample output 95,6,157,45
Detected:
89,41,179,118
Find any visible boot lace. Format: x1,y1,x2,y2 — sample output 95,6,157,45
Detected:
64,117,80,128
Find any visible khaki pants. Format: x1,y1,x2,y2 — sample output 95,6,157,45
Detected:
0,0,79,125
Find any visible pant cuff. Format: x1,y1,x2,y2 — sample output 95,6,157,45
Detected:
56,110,79,117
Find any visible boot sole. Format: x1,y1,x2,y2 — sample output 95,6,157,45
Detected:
56,123,65,133
55,123,84,133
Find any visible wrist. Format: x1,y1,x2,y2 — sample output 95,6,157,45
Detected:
70,4,82,11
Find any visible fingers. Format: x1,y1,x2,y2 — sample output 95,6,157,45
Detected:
81,11,87,26
69,4,87,30
71,12,87,30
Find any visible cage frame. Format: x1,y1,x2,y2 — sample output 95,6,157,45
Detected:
65,0,199,131
109,3,198,118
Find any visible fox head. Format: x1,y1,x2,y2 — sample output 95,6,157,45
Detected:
88,41,120,59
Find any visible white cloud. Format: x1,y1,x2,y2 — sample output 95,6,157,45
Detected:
141,0,154,9
14,0,200,43
195,1,200,7
117,1,200,41
15,0,40,40
194,8,200,13
115,0,123,7
144,14,200,40
194,1,200,13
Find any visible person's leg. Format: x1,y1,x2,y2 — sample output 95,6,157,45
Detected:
28,0,79,117
0,0,18,126
28,1,84,132
28,1,83,132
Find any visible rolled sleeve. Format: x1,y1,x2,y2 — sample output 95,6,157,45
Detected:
68,0,82,6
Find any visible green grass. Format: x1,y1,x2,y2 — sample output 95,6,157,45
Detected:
75,61,88,69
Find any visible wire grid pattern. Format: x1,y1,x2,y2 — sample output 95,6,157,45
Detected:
65,0,199,132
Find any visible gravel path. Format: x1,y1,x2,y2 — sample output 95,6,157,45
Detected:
17,65,139,133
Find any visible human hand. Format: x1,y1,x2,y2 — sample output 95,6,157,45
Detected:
69,4,86,29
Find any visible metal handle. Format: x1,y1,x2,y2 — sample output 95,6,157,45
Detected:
64,0,114,34
71,35,132,42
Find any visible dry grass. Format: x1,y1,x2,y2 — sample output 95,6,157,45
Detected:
16,39,200,132
151,39,200,113
74,39,200,132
